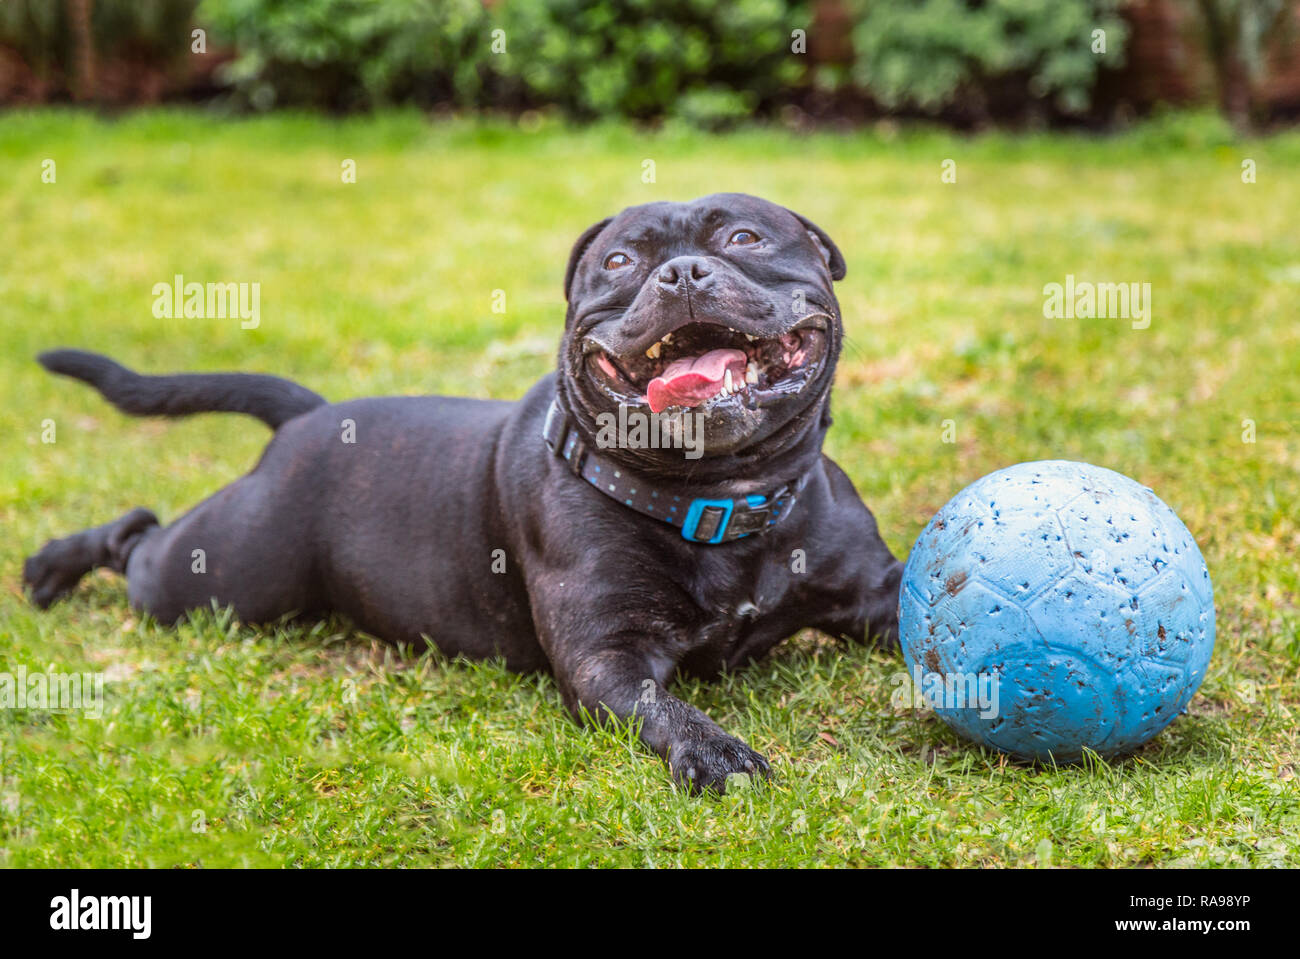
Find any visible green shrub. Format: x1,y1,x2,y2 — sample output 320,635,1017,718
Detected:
846,0,1128,117
495,0,806,125
197,0,497,110
196,0,808,124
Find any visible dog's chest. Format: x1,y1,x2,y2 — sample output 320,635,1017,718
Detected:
679,550,807,674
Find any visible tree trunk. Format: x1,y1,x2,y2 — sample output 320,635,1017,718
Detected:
68,0,96,102
1217,51,1254,131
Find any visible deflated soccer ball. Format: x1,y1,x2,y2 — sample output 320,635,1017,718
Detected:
898,460,1215,762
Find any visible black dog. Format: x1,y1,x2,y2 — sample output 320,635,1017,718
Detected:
24,193,902,793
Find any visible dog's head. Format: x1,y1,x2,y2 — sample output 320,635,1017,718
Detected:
559,193,846,466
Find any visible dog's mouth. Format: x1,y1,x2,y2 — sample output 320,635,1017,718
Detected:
585,319,830,414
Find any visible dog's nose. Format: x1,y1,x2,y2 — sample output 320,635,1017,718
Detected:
657,256,713,287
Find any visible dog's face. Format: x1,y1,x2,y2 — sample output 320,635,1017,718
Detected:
560,193,846,461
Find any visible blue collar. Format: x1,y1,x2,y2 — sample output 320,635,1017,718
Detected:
542,399,807,544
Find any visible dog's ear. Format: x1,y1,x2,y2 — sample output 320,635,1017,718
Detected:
788,210,846,281
564,217,614,302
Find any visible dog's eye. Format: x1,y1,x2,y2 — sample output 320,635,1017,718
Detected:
728,230,760,246
604,252,633,270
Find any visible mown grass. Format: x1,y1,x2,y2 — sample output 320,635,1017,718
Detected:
1,108,1297,867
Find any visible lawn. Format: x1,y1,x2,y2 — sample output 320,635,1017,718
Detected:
1,109,1297,867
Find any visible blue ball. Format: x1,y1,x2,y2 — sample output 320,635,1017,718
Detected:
898,460,1215,762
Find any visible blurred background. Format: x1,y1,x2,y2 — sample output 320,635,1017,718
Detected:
1,0,1297,131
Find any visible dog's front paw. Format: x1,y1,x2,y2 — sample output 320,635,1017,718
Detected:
667,725,771,795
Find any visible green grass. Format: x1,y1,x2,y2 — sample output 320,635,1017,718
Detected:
1,108,1297,867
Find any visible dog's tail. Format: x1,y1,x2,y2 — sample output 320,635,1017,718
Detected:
37,349,327,429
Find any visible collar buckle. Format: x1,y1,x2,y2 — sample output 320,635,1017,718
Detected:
681,498,736,544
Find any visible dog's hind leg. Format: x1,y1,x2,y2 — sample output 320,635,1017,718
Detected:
27,468,321,626
117,472,322,627
23,507,160,609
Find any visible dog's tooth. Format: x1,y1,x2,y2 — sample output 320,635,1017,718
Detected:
661,332,673,345
746,362,759,384
745,334,756,342
645,341,661,359
724,369,733,392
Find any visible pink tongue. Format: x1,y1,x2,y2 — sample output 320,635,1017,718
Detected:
647,348,747,413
